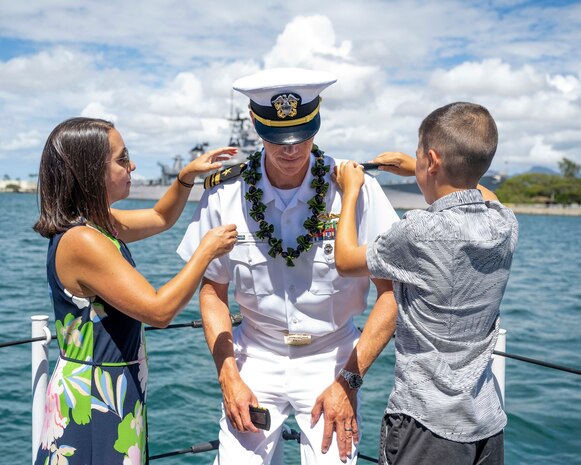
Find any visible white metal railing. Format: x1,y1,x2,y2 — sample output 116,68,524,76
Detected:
492,328,506,408
31,315,51,464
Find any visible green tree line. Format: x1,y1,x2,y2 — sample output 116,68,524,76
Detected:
496,157,581,205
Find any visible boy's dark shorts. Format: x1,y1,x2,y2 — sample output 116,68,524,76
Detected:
378,413,504,465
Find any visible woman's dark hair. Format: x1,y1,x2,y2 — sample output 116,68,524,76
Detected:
34,117,116,238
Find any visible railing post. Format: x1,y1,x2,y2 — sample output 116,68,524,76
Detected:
492,328,506,409
32,315,51,464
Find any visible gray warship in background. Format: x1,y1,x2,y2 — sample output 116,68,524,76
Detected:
128,111,260,202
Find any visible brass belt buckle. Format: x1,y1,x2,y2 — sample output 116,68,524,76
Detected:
284,333,312,346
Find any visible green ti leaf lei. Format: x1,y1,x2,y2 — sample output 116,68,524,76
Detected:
242,144,330,267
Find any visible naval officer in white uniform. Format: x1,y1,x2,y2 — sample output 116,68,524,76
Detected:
177,68,400,464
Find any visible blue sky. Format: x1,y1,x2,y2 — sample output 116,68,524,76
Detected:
0,0,580,181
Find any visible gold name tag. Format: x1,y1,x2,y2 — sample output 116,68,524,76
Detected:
284,333,312,346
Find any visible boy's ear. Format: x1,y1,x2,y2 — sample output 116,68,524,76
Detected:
427,149,441,176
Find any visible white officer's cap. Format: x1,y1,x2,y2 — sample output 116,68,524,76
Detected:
233,67,337,145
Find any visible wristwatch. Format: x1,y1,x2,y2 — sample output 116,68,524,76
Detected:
339,368,363,390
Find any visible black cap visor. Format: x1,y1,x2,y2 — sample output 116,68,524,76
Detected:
253,113,320,145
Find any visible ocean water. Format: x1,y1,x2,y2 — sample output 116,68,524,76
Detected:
0,192,580,465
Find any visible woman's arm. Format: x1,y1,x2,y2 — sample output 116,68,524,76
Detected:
56,223,237,327
112,147,237,243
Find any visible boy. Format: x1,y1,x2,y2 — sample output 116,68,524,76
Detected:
333,102,518,465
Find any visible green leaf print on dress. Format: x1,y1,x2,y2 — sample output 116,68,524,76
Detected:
114,401,147,465
56,312,94,362
55,313,94,427
61,361,92,425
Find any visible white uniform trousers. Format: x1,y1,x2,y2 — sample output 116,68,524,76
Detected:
213,320,362,465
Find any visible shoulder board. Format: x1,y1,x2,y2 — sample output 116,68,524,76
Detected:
204,163,247,190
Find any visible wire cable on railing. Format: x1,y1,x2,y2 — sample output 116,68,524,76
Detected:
149,439,219,460
0,314,243,348
3,314,581,376
149,429,380,463
493,349,581,376
0,335,49,348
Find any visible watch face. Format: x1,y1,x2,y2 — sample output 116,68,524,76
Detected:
340,369,363,389
348,374,363,389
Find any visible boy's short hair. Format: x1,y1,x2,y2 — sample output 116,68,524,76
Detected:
418,102,498,185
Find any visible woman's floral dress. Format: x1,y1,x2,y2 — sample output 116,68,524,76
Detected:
35,225,149,465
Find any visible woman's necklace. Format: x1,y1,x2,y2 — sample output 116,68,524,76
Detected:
242,145,330,267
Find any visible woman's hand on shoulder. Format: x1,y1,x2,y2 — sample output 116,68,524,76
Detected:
199,224,238,260
179,147,238,185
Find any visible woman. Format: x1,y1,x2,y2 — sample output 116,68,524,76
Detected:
33,117,238,465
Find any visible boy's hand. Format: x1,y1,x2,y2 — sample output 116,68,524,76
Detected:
371,152,416,177
334,161,365,193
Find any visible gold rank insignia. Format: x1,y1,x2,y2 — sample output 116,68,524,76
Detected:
204,163,248,189
317,212,340,221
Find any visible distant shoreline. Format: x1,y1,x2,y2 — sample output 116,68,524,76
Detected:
507,203,581,216
2,191,580,217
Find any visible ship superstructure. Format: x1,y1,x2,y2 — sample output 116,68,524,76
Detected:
156,111,260,187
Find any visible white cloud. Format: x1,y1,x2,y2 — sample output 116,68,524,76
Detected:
529,136,564,164
147,73,204,116
0,130,43,151
0,47,95,95
547,74,580,98
264,15,352,68
81,102,118,123
430,59,544,96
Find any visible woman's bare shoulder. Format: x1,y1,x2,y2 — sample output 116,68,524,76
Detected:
58,225,120,262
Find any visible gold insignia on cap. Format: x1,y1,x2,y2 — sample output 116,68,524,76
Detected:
271,94,300,119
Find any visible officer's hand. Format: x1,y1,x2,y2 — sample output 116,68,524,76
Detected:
178,147,238,185
311,380,359,463
221,376,260,433
333,161,364,194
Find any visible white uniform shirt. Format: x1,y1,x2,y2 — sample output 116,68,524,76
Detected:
177,151,399,338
